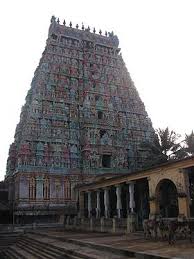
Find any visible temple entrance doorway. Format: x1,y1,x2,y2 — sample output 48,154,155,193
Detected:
156,179,178,218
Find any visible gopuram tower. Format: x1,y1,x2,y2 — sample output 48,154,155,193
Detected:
5,16,154,222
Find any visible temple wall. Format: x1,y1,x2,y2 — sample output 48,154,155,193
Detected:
13,172,88,211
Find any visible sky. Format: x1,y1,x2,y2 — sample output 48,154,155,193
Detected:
0,0,194,180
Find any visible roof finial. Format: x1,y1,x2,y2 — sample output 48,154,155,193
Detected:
69,21,72,28
99,29,102,35
50,16,56,23
108,31,114,37
87,26,90,32
57,18,60,24
93,27,96,33
76,24,79,29
82,23,84,30
63,19,66,26
105,31,108,37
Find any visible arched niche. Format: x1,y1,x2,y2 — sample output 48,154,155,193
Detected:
155,179,179,218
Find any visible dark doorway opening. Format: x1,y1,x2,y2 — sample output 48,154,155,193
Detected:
100,191,105,217
98,111,103,119
109,187,117,218
157,179,178,218
84,192,88,217
100,130,106,137
102,155,111,168
121,184,128,218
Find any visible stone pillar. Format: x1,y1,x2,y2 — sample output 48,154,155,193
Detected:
87,191,92,218
78,191,84,218
90,217,93,231
36,175,43,199
81,218,85,230
116,185,122,218
104,188,109,218
128,181,135,213
71,182,76,201
178,196,190,217
73,216,77,228
127,214,136,233
147,177,159,217
112,217,116,233
96,190,101,218
100,217,104,232
177,171,190,218
59,215,64,224
19,176,29,199
66,215,70,226
149,199,159,217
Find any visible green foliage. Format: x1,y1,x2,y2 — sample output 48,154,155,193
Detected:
156,128,182,157
184,131,194,155
142,127,188,168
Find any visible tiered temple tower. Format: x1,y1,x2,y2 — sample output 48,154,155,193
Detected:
5,16,154,222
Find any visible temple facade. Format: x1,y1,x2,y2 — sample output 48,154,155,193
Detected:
5,16,154,223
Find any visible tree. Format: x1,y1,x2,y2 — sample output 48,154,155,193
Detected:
142,127,186,168
184,131,194,155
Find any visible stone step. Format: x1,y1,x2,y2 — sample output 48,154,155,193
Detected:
25,234,132,259
0,233,23,251
0,238,21,245
1,246,26,259
16,240,57,259
21,238,66,258
17,238,85,259
20,236,94,259
1,250,16,259
20,237,78,257
2,231,134,259
29,232,136,258
67,238,135,258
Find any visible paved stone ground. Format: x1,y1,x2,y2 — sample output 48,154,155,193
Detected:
33,229,194,258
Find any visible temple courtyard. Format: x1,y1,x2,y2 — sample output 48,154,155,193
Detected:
1,228,194,258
